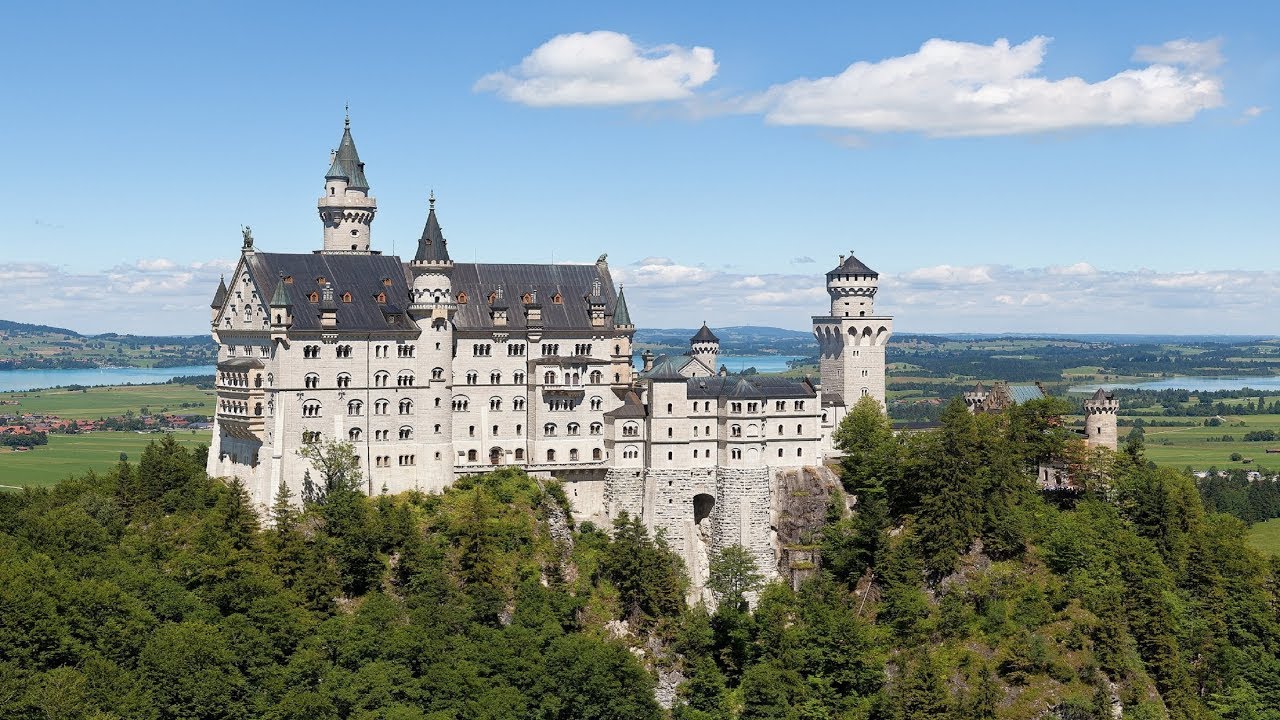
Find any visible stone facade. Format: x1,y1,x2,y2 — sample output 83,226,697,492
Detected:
207,119,893,598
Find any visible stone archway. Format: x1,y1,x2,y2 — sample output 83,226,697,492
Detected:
693,493,715,525
489,447,503,465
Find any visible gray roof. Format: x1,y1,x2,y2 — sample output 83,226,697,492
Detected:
605,390,647,419
326,120,369,190
828,253,878,278
685,375,817,400
614,287,632,326
445,262,625,333
245,252,418,332
644,355,687,382
1007,383,1047,404
269,277,290,307
211,276,228,309
691,323,719,344
413,203,451,263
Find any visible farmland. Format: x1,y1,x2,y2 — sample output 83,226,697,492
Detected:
1,383,213,420
0,430,212,488
1247,517,1280,557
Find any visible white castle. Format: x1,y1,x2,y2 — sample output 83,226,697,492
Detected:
207,118,892,583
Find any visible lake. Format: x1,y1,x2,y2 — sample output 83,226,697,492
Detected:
1070,376,1280,393
0,366,216,393
632,354,806,374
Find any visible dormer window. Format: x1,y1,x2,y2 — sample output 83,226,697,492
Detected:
522,292,534,304
488,291,498,304
382,278,393,287
283,275,293,284
457,291,468,304
552,292,563,304
316,277,326,285
376,292,386,304
309,291,319,303
341,292,352,303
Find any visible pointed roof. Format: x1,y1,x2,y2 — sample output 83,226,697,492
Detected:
827,253,878,277
326,116,369,190
210,276,228,309
269,277,291,307
691,322,719,345
413,196,450,263
728,377,764,399
645,355,687,382
613,286,632,326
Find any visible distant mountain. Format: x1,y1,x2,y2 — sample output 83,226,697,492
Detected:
0,319,81,337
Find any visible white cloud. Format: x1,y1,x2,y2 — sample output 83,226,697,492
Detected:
475,31,717,107
902,264,995,284
732,276,767,288
1133,38,1223,70
1047,262,1097,276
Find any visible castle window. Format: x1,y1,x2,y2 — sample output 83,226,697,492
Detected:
347,400,362,416
667,427,673,438
544,423,557,437
304,373,319,389
376,292,386,304
552,293,562,304
490,397,502,410
383,277,393,287
731,425,741,437
667,403,673,414
776,401,785,411
457,292,468,304
569,448,579,461
589,370,602,384
593,448,602,461
513,397,526,410
466,371,478,385
398,373,415,387
316,277,326,285
544,371,556,385
309,292,319,303
284,275,293,284
337,373,351,388
515,448,524,461
795,401,805,410
492,424,499,436
778,424,784,435
467,450,478,463
398,345,416,358
513,371,525,384
254,402,262,416
797,448,803,457
490,371,501,384
375,399,388,414
399,426,413,440
590,396,602,411
590,422,602,435
432,367,444,380
547,449,556,462
732,449,741,460
399,399,413,415
622,422,639,437
797,424,803,435
452,397,469,412
516,424,522,436
667,452,673,461
349,428,362,441
778,448,784,458
434,424,441,434
302,401,322,418
567,423,580,436
302,431,322,444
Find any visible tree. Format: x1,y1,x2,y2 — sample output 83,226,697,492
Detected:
296,439,364,505
708,545,764,610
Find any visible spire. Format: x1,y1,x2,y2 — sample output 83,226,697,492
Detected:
614,285,632,326
269,275,291,307
211,275,228,309
691,322,719,344
328,113,368,190
413,194,451,263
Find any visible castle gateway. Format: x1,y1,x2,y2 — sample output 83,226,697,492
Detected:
208,118,892,585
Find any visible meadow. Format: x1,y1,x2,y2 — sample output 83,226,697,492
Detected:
0,430,212,488
1131,414,1280,469
0,383,213,419
1247,517,1280,557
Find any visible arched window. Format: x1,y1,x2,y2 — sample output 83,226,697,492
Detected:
544,371,556,385
399,426,413,440
778,424,784,435
466,371,478,385
337,373,352,388
731,424,741,437
467,449,478,462
398,373,415,387
515,448,524,461
302,400,322,417
590,422,602,435
434,424,441,434
349,427,362,441
513,397,525,410
590,396,602,411
490,371,501,384
490,397,502,410
254,402,262,416
432,367,444,380
589,370,602,384
348,400,363,416
547,449,556,462
304,373,319,389
457,291,468,304
452,396,470,411
797,424,803,435
592,448,602,461
569,448,579,461
544,423,556,436
374,371,389,387
514,371,525,384
623,422,639,437
567,422,580,436
399,399,413,415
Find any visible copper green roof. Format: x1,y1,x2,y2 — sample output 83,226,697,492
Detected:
613,287,632,326
269,277,291,307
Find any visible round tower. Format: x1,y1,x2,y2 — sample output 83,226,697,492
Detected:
408,193,457,491
318,111,377,254
1083,389,1119,450
827,252,879,318
689,322,719,374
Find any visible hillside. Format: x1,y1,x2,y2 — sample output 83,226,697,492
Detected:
0,319,215,369
3,401,1278,719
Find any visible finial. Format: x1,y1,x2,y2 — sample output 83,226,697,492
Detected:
429,189,435,210
344,103,350,129
241,225,253,249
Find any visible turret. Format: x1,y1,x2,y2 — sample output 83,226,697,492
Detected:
1083,389,1119,450
408,192,455,319
826,252,879,318
406,192,456,492
610,285,635,387
318,110,377,254
689,322,719,373
210,275,228,323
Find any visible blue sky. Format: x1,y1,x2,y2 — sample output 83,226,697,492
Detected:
4,1,1278,335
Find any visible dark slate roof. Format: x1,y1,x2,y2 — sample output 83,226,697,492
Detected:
614,287,632,326
605,390,647,419
691,323,719,344
244,252,418,332
644,355,687,382
413,204,451,263
827,253,878,277
685,375,816,400
218,358,265,370
327,120,369,190
444,262,624,333
210,276,228,309
1088,389,1114,402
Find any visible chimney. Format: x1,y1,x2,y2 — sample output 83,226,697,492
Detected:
642,350,655,372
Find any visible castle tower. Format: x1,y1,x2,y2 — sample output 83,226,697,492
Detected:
1083,389,1119,450
689,323,719,374
812,252,893,427
611,285,635,387
408,192,457,491
210,276,228,324
318,111,377,254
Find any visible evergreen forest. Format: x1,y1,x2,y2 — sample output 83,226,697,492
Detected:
2,397,1280,719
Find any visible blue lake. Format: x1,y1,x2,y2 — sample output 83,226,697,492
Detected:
0,366,216,393
632,354,806,374
1070,376,1280,393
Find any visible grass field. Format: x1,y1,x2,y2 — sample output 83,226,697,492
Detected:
1133,414,1280,469
0,431,212,488
1247,518,1280,557
0,384,213,420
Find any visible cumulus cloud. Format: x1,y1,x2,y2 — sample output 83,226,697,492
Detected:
0,258,234,334
743,36,1224,136
791,256,816,264
902,264,995,285
475,31,717,106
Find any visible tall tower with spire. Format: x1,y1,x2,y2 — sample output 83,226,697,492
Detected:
408,192,457,490
318,110,377,254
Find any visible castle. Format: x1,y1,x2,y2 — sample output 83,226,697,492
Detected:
207,117,892,585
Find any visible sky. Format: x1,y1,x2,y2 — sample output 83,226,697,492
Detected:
3,1,1278,336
